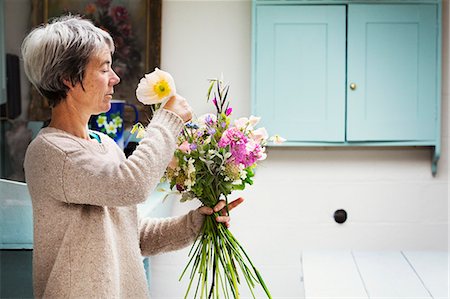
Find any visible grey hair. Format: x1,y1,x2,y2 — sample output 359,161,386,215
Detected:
21,15,115,107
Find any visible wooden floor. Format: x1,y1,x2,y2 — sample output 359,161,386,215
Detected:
302,251,448,299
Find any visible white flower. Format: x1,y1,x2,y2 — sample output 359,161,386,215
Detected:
105,121,117,135
203,136,212,145
113,115,123,128
239,166,247,180
187,158,196,175
248,115,261,127
234,116,261,131
249,127,268,143
136,68,176,105
258,147,267,161
136,129,146,139
270,134,287,144
130,123,146,139
96,115,107,128
234,117,248,130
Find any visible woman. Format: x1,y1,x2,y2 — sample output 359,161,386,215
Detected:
22,15,242,298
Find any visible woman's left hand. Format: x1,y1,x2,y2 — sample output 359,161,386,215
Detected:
198,197,244,228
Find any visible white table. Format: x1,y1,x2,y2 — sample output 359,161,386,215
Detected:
302,251,448,299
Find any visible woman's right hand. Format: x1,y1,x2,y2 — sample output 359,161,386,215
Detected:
163,94,193,123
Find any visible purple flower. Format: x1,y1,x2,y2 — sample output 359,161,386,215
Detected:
221,122,226,128
189,143,198,151
225,107,232,116
212,97,218,107
208,128,216,135
205,115,214,125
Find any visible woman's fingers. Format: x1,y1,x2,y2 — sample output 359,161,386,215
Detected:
213,200,227,213
198,206,214,215
227,197,244,211
213,197,244,214
199,197,245,227
215,215,230,224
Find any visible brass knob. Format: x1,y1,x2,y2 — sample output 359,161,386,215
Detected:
349,83,357,90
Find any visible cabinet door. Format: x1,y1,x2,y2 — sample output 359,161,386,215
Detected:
254,5,346,142
347,5,437,142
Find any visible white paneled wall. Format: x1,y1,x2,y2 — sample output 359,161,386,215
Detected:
153,0,449,298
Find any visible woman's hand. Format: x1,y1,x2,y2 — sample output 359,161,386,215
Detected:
198,197,244,228
163,94,192,123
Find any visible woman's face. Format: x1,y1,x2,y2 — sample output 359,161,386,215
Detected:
69,45,121,115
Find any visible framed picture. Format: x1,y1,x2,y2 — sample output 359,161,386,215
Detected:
29,0,161,122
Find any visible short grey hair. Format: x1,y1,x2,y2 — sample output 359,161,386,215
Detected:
21,15,115,107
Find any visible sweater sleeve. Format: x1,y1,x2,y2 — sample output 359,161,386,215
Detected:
61,109,184,206
139,209,205,256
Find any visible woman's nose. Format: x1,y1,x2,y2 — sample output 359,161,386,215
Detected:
110,69,121,86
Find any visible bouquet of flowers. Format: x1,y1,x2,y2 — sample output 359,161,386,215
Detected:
133,68,284,299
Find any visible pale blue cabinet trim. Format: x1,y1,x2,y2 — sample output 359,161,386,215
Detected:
255,5,346,142
252,0,442,174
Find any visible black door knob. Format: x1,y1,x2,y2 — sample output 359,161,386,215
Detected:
334,209,347,224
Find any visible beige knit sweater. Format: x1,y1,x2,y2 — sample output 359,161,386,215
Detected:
24,109,205,298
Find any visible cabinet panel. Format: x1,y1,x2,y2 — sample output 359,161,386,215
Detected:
255,5,346,142
347,5,437,141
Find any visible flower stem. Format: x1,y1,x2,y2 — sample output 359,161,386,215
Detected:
180,213,272,298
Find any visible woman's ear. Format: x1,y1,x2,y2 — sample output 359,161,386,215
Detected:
63,78,75,89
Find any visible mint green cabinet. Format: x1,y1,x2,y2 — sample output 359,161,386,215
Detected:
252,0,442,174
255,5,346,142
347,5,437,142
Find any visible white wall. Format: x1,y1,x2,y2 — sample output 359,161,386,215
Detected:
152,0,449,297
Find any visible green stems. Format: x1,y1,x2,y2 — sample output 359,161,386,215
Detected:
180,213,272,299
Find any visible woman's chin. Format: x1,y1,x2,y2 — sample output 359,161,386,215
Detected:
99,102,111,113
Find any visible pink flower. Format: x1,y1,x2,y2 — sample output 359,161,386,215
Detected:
243,140,263,167
111,6,129,22
178,141,191,154
218,127,247,148
225,107,232,116
219,128,254,166
219,127,265,167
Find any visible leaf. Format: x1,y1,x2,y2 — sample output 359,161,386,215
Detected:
206,79,215,101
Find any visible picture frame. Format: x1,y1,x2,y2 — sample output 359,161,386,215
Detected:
28,0,162,122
